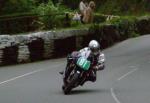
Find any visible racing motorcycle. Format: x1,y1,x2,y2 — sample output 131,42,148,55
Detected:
62,56,92,94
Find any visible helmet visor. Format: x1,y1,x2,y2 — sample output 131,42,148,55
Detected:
91,48,100,55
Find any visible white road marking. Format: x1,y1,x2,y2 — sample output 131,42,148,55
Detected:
0,69,43,85
117,68,138,81
111,66,139,103
0,63,64,86
111,88,121,103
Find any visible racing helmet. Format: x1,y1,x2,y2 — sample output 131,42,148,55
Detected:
88,40,100,55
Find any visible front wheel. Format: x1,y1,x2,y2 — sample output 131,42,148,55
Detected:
63,71,80,94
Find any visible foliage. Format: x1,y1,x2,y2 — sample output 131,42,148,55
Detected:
88,16,147,48
62,0,80,9
0,15,37,34
0,0,150,34
0,0,36,15
107,16,139,38
96,0,150,15
136,16,150,35
93,13,106,24
33,0,72,30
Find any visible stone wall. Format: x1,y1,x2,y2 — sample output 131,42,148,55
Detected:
0,29,89,66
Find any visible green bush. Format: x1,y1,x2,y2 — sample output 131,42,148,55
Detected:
93,13,106,24
97,0,150,15
136,16,150,35
0,15,37,34
108,16,139,39
88,16,145,48
0,0,35,15
62,0,80,9
89,23,120,48
33,0,72,30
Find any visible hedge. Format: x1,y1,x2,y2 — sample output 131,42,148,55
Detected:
89,15,150,49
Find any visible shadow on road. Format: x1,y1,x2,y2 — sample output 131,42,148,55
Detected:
69,88,108,95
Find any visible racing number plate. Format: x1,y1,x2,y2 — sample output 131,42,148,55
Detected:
77,57,91,71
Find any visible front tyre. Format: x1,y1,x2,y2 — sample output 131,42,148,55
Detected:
63,71,80,95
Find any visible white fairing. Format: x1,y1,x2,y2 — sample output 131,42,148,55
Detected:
79,47,91,59
79,47,105,64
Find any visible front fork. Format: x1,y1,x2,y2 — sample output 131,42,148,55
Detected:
67,69,80,82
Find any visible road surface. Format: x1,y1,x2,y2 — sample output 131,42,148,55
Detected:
0,35,150,103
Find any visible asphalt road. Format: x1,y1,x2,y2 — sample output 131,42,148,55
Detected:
0,35,150,103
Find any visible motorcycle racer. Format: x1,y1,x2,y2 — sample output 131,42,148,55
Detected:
60,40,105,85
